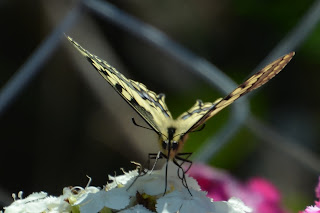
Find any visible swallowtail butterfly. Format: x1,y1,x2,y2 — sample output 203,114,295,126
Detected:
67,36,294,193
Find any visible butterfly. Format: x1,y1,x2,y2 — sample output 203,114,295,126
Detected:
67,36,294,193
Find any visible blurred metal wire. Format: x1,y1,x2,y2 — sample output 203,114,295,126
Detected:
80,0,320,168
199,0,320,166
244,0,320,173
0,0,319,175
251,0,320,74
248,116,320,174
81,0,242,93
0,6,81,117
67,0,320,170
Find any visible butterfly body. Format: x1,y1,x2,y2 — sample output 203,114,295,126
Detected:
67,36,294,161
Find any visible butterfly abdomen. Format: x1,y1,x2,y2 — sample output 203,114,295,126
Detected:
67,36,294,162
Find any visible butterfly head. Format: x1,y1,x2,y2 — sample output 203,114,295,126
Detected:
159,127,189,159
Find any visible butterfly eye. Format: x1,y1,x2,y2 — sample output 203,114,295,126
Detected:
171,141,179,151
162,140,169,150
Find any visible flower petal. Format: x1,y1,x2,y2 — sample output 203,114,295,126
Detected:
156,188,215,213
119,204,154,213
76,187,130,213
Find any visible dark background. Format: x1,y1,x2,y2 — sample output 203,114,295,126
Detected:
0,0,319,211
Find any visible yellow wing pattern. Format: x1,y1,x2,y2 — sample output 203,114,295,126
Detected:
67,35,294,154
177,52,295,133
67,36,172,134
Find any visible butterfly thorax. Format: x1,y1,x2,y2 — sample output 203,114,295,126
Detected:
67,36,294,163
159,126,189,159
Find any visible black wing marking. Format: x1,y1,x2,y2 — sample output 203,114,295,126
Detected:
177,52,295,133
67,36,173,134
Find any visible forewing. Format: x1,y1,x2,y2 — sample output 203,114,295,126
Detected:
178,52,295,133
67,36,172,133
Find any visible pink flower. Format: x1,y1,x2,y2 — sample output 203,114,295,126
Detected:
303,205,320,213
316,177,320,200
301,177,320,213
186,163,287,213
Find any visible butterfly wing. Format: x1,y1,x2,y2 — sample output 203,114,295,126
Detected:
67,36,172,134
177,52,295,133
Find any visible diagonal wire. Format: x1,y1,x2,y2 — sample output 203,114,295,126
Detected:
82,0,320,169
245,0,320,173
248,116,320,174
80,0,243,93
197,0,320,166
251,0,320,73
80,0,250,163
0,0,317,171
0,5,82,208
0,6,81,117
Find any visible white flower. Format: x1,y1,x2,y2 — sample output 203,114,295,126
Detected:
3,191,70,213
65,185,100,205
119,204,154,213
74,187,130,213
2,162,252,213
156,188,215,213
124,161,200,196
213,197,252,213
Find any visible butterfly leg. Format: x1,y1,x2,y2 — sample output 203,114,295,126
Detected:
175,152,193,173
127,152,167,193
172,158,192,196
126,153,158,192
126,162,147,192
132,152,162,178
148,152,170,196
149,151,164,173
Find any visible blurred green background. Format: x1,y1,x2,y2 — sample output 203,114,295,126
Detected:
0,0,319,211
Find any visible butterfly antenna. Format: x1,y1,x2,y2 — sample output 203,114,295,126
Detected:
131,118,153,131
132,118,168,140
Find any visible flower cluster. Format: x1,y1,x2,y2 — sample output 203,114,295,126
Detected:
300,177,320,213
187,163,287,213
2,162,252,213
